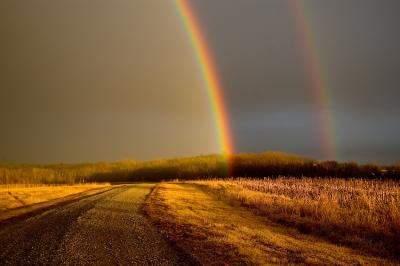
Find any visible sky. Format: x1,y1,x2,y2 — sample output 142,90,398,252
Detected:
0,0,399,164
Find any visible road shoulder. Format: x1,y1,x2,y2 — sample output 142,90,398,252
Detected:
145,183,395,265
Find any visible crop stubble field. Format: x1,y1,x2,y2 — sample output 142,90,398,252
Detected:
146,178,400,265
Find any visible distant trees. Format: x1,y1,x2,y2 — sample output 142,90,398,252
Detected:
0,152,399,184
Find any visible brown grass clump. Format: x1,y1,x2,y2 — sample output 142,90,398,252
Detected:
192,178,400,259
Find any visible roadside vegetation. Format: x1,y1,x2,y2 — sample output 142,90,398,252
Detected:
1,152,399,184
191,178,400,260
0,183,110,211
145,183,395,265
0,183,111,222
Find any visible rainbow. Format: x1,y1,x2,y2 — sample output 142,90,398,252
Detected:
174,0,337,161
174,0,234,158
288,0,338,160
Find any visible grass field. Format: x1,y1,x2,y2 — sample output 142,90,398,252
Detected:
0,184,110,212
190,178,400,260
0,183,111,223
146,182,396,265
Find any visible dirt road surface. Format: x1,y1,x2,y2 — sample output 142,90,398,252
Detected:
0,184,190,266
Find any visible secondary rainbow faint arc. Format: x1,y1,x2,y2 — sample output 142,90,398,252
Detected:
288,0,338,160
175,0,234,157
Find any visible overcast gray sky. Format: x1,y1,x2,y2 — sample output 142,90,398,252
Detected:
0,0,399,164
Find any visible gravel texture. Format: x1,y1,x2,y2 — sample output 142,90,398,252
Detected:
0,184,188,265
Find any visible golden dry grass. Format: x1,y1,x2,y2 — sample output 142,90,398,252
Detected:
0,183,110,212
191,178,400,259
146,183,395,265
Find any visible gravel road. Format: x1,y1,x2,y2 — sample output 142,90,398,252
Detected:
0,184,190,266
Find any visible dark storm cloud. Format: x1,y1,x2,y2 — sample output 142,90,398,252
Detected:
0,0,399,163
192,0,400,163
0,0,217,163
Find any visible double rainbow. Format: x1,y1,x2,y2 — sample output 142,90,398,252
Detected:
175,0,337,161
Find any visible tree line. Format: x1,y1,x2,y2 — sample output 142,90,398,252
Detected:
0,152,399,184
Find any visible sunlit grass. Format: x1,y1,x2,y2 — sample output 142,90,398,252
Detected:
191,178,400,259
146,183,393,265
0,183,110,212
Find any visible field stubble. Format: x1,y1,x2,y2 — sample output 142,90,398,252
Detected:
146,182,396,265
192,178,400,259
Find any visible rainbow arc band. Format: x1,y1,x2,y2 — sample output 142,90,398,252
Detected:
288,0,337,160
175,1,337,164
175,0,234,162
